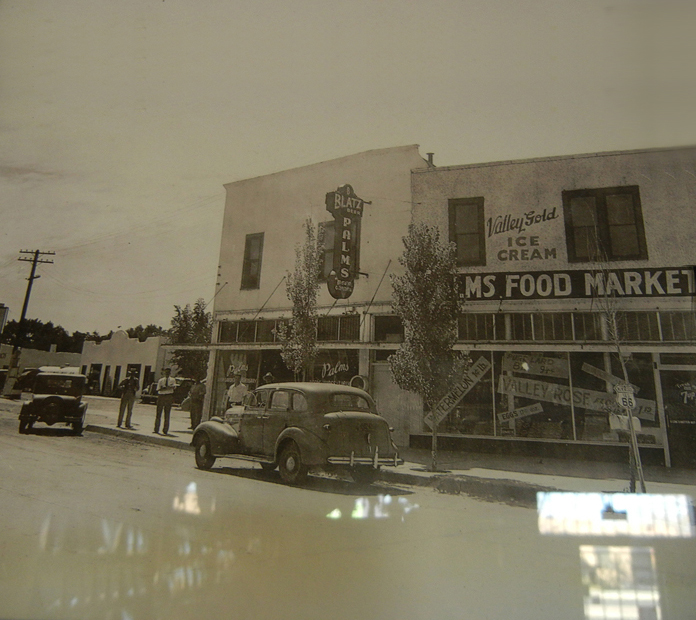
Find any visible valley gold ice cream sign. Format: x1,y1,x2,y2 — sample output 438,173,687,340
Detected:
325,184,369,300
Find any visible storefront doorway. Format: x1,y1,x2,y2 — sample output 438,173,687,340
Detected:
659,368,696,468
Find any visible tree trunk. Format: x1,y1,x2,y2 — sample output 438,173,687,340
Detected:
430,421,439,472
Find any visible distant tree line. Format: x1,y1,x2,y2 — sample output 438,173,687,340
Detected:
0,319,168,353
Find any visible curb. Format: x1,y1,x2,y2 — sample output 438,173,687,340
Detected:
83,423,555,504
85,425,194,452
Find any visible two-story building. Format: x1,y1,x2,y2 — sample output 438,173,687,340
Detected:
411,146,696,467
205,145,428,444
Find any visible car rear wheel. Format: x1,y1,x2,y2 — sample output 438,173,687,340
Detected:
278,442,307,485
194,435,216,470
352,466,379,485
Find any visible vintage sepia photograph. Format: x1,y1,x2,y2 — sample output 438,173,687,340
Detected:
1,1,695,618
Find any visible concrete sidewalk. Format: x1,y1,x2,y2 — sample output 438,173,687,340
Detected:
4,395,695,503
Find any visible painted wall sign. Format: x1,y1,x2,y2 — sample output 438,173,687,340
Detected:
424,356,491,429
486,208,559,237
502,352,569,378
325,184,370,299
459,267,695,301
497,402,544,423
497,375,656,421
496,236,557,262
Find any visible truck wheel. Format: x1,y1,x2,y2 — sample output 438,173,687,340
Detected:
352,466,379,485
279,442,308,485
194,435,216,470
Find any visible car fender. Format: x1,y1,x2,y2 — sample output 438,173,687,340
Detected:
192,420,238,456
275,427,327,466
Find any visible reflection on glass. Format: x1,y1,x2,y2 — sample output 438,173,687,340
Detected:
537,493,695,537
326,495,419,521
580,546,661,620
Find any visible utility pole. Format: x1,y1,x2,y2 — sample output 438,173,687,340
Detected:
2,250,54,396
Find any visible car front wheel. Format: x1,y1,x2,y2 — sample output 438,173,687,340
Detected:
278,442,307,485
194,435,216,470
18,419,32,434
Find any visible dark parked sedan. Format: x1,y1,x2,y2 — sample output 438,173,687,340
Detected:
191,382,402,485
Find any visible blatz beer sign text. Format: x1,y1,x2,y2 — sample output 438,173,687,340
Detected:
325,184,369,299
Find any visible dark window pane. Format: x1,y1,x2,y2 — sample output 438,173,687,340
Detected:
570,196,597,226
237,322,255,343
374,316,404,342
532,313,573,341
661,312,696,341
219,321,237,343
317,316,339,341
256,320,276,342
449,197,485,266
508,314,532,341
458,314,494,341
241,233,264,289
339,315,360,341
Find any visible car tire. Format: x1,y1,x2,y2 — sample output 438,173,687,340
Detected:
71,420,84,436
194,435,216,470
260,462,276,471
352,466,379,485
18,419,31,434
278,442,308,485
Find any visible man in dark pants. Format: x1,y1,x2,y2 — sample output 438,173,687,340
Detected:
117,373,139,428
189,379,206,429
154,367,175,435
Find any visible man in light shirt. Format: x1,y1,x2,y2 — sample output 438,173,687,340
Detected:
154,367,176,435
226,373,248,407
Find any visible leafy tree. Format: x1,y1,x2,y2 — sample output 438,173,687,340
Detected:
126,324,167,341
169,298,212,380
1,318,87,353
389,222,469,471
276,219,324,380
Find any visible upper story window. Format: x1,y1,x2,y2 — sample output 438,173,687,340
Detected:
448,197,486,266
562,186,647,263
241,232,264,289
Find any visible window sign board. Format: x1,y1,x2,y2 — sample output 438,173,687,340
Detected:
582,363,640,394
424,357,491,429
497,375,656,421
497,402,544,423
502,353,569,379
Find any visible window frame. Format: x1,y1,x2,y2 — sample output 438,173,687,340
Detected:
448,197,486,267
562,186,648,263
241,232,265,290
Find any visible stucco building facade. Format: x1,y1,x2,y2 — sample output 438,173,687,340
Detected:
411,146,696,467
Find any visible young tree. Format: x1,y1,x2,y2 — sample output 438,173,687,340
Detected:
169,298,212,380
276,219,324,380
389,222,468,471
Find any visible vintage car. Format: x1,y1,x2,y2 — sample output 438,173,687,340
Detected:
18,367,88,435
191,382,403,485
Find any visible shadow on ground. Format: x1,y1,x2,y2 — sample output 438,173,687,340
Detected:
210,465,414,496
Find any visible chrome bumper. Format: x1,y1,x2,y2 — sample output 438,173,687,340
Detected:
327,448,403,468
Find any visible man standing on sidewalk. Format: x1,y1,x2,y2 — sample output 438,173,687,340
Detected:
117,372,139,429
189,379,206,429
154,367,175,435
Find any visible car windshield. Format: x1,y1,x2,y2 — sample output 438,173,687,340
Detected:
329,393,372,411
33,375,85,396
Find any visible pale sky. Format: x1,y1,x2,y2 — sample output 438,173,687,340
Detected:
1,0,694,334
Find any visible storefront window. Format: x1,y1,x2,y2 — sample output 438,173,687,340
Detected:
439,352,494,436
495,351,574,439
